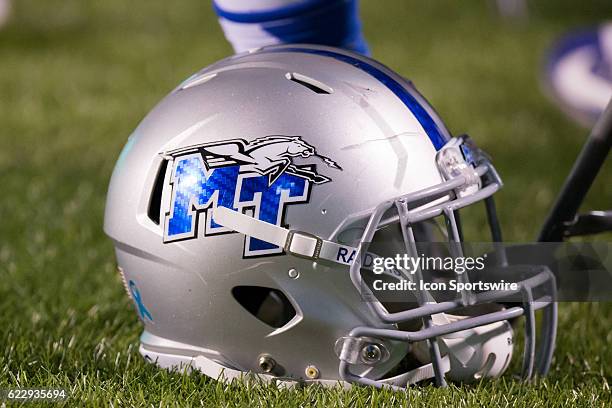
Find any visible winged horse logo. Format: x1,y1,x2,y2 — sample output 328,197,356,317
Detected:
164,135,342,185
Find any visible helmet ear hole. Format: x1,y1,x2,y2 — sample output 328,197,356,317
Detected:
231,286,296,328
147,159,168,225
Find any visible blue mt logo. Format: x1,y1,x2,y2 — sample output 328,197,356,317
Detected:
162,136,341,257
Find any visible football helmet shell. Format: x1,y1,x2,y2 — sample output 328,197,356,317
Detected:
104,44,556,389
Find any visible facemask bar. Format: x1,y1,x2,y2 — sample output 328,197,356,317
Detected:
338,136,557,389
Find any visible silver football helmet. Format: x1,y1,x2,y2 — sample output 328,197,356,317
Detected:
104,44,557,389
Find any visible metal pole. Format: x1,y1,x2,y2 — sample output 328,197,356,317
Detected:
538,99,612,242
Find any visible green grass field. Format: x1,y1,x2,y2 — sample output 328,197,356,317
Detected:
1,0,611,406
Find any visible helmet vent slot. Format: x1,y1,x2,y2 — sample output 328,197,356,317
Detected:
231,286,296,328
180,73,217,90
285,72,333,94
147,159,168,225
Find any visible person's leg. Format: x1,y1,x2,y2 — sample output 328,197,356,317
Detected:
213,0,369,55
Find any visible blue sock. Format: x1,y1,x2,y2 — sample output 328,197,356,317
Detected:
213,0,370,55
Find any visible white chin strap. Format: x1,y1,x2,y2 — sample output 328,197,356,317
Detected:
214,206,357,266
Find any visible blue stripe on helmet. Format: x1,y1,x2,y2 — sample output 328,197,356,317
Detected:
264,47,449,150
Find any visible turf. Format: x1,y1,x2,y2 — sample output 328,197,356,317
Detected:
0,0,611,406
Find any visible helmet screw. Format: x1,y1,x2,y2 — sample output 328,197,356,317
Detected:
288,268,300,279
361,344,382,363
258,355,276,373
305,365,319,379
